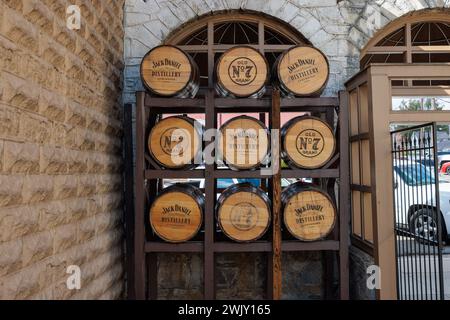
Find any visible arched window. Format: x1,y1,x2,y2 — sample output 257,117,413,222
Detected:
164,11,309,89
361,10,450,70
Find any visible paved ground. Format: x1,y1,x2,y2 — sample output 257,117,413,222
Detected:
397,239,450,300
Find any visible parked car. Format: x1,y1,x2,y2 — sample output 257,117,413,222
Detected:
416,151,450,168
440,162,450,175
438,153,450,168
393,161,450,243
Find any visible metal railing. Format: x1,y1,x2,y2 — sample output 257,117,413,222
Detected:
391,123,444,300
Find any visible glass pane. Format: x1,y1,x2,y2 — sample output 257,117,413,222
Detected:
217,179,235,189
188,52,209,87
363,192,373,243
412,53,450,63
359,85,369,134
361,140,371,187
214,22,259,44
352,191,362,237
264,26,296,45
412,22,450,46
392,97,450,111
350,90,359,136
351,142,360,185
375,27,405,46
178,27,208,45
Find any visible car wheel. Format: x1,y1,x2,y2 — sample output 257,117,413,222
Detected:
409,208,442,244
446,166,450,175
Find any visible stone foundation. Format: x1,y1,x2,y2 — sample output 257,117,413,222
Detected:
349,245,376,300
156,252,325,300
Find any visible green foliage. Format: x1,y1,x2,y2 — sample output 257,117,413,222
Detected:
398,97,443,111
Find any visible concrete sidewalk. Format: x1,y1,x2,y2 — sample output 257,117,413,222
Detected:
397,242,450,299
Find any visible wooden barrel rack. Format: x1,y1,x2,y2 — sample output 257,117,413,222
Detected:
126,89,350,301
125,47,350,302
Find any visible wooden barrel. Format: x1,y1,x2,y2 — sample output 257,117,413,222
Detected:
281,116,335,169
141,45,200,98
216,46,269,98
148,116,204,169
218,116,270,170
282,182,336,241
273,45,329,97
149,183,204,243
217,183,271,242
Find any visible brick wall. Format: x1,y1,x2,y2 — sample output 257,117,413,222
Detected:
0,0,125,299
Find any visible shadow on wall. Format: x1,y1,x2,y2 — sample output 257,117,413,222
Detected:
350,246,376,300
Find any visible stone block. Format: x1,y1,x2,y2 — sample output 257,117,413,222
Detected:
77,216,97,242
1,72,40,113
53,19,77,52
0,238,23,277
87,195,103,216
21,231,54,267
3,141,40,174
22,174,54,204
18,112,51,144
54,223,78,253
39,89,66,122
67,149,88,174
66,198,88,222
37,200,68,231
0,205,40,243
3,0,23,11
77,175,96,197
0,175,24,207
41,0,66,21
0,104,21,139
2,8,38,54
85,26,103,54
53,175,78,200
40,145,68,174
66,100,86,127
23,0,53,35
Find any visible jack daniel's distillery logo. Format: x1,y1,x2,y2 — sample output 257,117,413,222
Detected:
295,203,325,225
161,204,192,225
228,57,257,86
287,58,320,83
151,58,182,80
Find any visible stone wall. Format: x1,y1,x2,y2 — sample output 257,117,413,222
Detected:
123,0,450,105
0,0,125,299
349,246,376,300
156,252,325,300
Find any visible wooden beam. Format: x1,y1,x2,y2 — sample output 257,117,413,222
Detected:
339,91,350,300
271,89,282,300
204,89,216,299
366,46,407,54
412,45,450,53
368,70,397,300
134,92,147,300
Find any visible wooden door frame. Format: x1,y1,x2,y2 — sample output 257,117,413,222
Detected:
345,63,450,300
